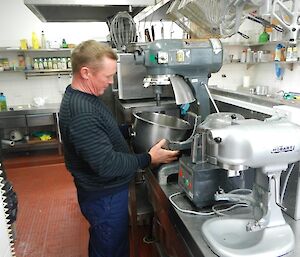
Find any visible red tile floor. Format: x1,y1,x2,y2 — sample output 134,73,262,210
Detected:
4,151,157,257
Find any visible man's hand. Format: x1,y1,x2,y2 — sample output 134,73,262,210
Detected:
148,139,179,166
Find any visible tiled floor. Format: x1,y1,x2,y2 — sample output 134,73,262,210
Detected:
4,152,158,257
6,163,89,257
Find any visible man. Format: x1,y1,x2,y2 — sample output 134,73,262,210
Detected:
59,40,179,257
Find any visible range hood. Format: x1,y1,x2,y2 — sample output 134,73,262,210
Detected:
24,0,156,22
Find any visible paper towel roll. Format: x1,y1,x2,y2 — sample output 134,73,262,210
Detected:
243,76,250,88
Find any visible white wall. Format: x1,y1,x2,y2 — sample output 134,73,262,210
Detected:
1,0,300,107
0,0,109,106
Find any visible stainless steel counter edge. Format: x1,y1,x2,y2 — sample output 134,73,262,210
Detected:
209,86,300,115
0,103,61,116
157,177,300,257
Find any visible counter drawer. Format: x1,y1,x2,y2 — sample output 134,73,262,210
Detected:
0,115,26,128
26,114,54,126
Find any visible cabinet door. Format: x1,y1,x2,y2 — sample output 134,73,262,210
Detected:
0,115,26,128
26,114,54,126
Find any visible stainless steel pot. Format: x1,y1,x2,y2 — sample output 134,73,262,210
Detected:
132,112,192,153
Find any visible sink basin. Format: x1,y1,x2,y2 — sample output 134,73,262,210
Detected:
202,217,294,257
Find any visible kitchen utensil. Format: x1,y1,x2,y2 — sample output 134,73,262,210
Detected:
9,130,23,141
145,28,151,42
151,25,155,41
255,85,269,96
132,112,192,153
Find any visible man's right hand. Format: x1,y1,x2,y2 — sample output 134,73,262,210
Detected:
148,139,179,166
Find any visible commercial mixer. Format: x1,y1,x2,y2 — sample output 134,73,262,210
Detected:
137,38,300,256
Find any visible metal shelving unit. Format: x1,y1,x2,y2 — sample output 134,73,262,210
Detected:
0,48,72,78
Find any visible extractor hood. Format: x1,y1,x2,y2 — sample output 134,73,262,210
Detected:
24,0,156,22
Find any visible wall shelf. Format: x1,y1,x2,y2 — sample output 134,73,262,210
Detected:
223,60,299,71
24,69,72,79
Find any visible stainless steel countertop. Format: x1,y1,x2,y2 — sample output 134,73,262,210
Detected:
209,86,300,115
0,103,60,116
158,178,300,257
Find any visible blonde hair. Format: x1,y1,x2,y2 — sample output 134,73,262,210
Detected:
71,40,117,74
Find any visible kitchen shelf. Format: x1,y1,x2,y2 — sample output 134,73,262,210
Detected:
0,47,72,52
2,138,59,150
222,40,300,47
24,69,72,79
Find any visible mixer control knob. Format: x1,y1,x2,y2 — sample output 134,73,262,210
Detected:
214,137,222,143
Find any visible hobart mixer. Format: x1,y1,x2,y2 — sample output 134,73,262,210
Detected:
195,116,300,257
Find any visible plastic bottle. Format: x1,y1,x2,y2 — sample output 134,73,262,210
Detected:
246,48,252,63
286,46,293,62
52,58,58,69
292,45,298,61
240,50,246,63
258,29,269,43
67,57,72,69
0,93,7,111
38,58,44,69
57,58,62,69
31,32,40,49
33,58,39,70
43,58,48,69
47,58,53,69
61,58,67,70
274,44,283,61
41,31,46,49
62,38,68,48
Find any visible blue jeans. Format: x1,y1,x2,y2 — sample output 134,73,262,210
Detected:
77,186,129,257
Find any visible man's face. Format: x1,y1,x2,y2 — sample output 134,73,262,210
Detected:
88,57,117,96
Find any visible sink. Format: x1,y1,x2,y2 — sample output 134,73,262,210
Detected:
202,217,294,257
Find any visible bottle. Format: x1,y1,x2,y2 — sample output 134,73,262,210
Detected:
274,44,283,61
47,58,53,69
258,28,269,43
67,57,72,69
292,45,298,61
31,32,40,49
246,48,252,63
38,58,44,69
41,31,46,49
33,58,39,69
240,50,246,63
57,58,62,69
43,58,48,69
286,45,293,62
52,58,58,69
62,38,68,48
61,58,67,70
0,93,7,111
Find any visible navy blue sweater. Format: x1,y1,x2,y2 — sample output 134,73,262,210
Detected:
59,85,150,191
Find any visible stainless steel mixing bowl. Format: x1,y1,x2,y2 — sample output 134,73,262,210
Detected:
132,112,192,153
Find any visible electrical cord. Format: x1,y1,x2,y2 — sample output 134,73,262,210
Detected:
169,190,250,217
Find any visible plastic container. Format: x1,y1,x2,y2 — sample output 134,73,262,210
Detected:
0,92,7,111
258,31,269,43
31,32,40,49
41,31,46,49
274,44,284,61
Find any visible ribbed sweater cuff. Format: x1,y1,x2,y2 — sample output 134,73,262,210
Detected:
137,153,151,169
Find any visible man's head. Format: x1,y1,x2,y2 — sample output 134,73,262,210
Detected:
71,40,118,96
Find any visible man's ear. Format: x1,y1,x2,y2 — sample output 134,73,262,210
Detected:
80,67,89,80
